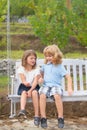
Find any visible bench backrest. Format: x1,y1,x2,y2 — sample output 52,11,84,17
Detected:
11,59,87,97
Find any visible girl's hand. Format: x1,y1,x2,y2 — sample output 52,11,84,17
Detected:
27,89,32,97
23,81,31,87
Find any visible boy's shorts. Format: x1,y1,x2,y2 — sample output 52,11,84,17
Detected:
18,83,40,95
39,86,63,97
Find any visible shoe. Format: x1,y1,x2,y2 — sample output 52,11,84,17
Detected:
41,118,47,128
17,110,27,122
34,117,40,126
18,110,26,116
58,118,64,128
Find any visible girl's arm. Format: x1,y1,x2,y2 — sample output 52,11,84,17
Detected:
27,74,40,97
19,73,30,87
65,74,73,95
30,74,41,91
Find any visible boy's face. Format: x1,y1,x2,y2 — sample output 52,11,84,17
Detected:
45,54,53,63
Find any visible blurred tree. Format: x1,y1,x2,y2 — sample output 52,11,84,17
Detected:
0,0,7,22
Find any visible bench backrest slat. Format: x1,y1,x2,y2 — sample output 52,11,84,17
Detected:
79,64,83,90
11,59,87,96
86,64,87,89
73,64,78,91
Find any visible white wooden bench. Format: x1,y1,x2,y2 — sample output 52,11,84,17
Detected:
8,59,87,118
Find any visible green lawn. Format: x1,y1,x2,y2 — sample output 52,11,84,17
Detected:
0,50,87,59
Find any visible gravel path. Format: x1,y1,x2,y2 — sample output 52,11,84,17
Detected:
0,117,87,130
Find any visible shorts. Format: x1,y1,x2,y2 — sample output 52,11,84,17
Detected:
39,86,63,97
17,83,40,95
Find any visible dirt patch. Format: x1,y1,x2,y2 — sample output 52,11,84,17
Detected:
0,95,87,120
10,35,87,53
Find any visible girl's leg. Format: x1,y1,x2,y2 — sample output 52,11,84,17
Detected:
32,90,39,117
20,91,27,110
54,94,63,118
40,93,46,118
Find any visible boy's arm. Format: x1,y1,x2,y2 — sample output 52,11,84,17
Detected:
65,74,73,95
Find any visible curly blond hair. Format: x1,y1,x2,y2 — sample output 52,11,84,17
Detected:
43,44,63,65
22,49,37,69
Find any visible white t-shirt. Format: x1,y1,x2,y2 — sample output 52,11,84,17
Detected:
17,66,40,85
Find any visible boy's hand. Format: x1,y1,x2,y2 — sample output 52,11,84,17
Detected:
68,88,73,96
38,77,44,84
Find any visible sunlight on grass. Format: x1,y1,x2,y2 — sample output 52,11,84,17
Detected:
64,52,87,59
0,50,44,59
0,50,87,59
0,51,87,59
0,75,8,87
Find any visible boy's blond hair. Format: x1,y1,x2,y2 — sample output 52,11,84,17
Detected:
22,49,37,69
43,44,63,65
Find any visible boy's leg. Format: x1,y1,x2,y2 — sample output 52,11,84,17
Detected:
54,94,64,128
40,93,46,118
32,90,39,117
40,94,47,128
54,94,63,118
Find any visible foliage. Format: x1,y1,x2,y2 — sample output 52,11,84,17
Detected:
10,0,34,21
29,0,87,48
71,0,87,47
0,37,6,50
0,0,87,49
0,0,7,22
29,0,71,49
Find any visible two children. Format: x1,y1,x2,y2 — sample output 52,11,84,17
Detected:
17,45,73,128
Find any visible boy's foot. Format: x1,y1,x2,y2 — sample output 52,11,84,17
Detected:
41,118,47,128
17,110,27,122
34,117,40,126
58,118,64,128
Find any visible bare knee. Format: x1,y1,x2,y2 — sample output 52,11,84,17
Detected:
32,90,38,97
21,91,27,96
40,94,46,100
54,94,62,101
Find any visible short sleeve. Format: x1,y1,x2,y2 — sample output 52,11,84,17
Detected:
40,64,44,73
17,66,24,74
34,68,40,77
60,65,68,77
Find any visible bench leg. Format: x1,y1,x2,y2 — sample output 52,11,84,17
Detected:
9,100,16,118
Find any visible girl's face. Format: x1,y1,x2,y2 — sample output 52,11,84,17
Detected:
26,54,36,66
45,54,53,63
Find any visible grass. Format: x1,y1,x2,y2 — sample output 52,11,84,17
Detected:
0,50,44,59
0,22,35,35
0,50,87,59
0,75,8,95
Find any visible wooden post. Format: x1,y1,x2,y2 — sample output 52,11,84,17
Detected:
66,0,71,10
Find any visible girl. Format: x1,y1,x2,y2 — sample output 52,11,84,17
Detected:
17,49,40,126
39,44,73,128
